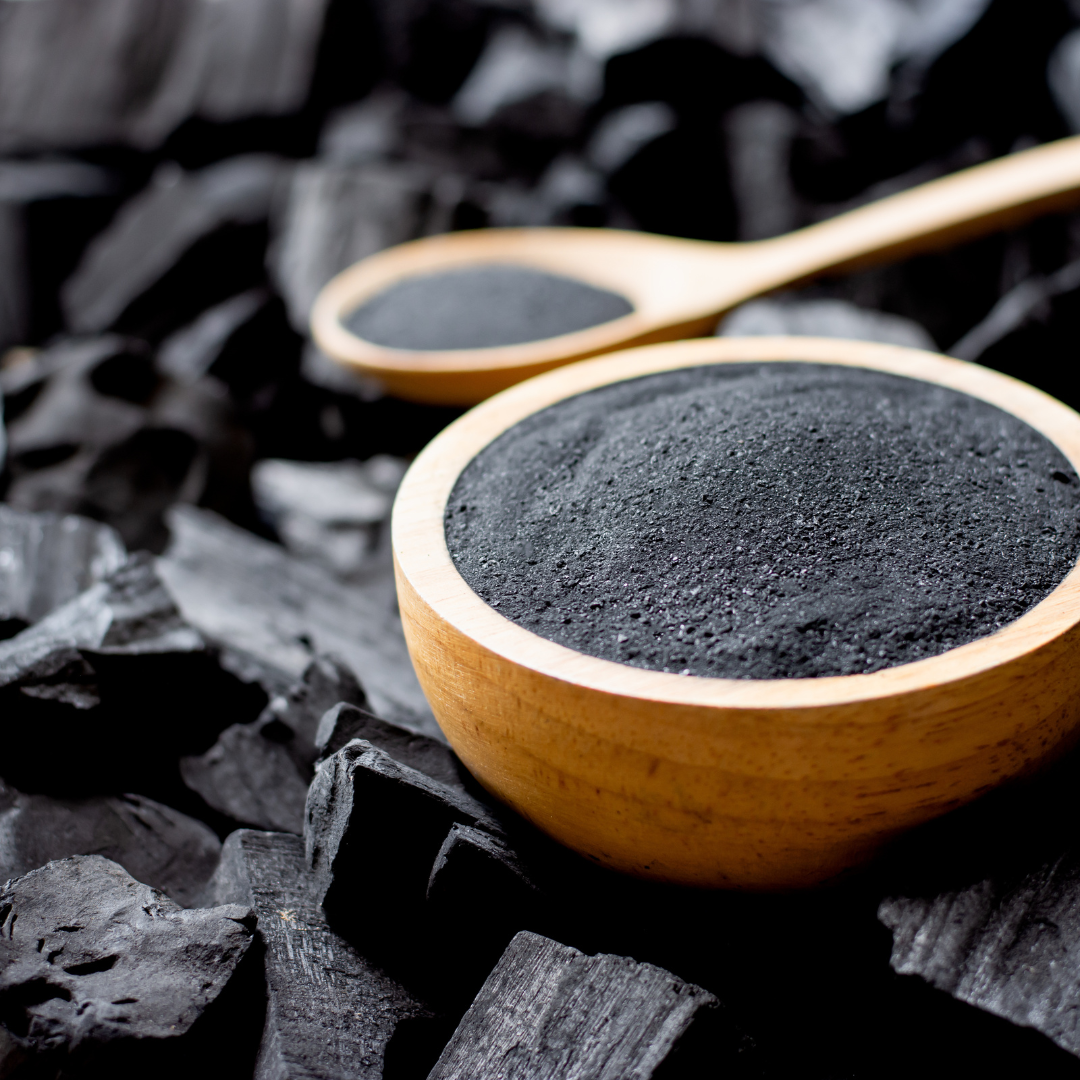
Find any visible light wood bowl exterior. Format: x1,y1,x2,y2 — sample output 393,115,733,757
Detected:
392,337,1080,889
316,136,1080,405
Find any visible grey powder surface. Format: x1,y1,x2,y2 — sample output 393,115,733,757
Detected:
446,363,1080,679
344,265,633,350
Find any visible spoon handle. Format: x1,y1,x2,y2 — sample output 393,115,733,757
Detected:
759,135,1080,282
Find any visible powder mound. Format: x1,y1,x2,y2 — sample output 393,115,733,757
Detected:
446,363,1080,679
344,265,633,350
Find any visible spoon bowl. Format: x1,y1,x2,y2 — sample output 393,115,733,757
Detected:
315,136,1080,404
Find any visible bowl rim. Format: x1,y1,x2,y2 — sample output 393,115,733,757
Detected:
392,335,1080,714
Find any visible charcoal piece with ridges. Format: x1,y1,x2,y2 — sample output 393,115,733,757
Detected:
205,829,438,1080
0,0,329,153
133,0,331,141
427,930,720,1080
0,855,254,1075
880,849,1080,1059
157,504,436,733
0,504,126,637
305,739,500,916
0,783,219,907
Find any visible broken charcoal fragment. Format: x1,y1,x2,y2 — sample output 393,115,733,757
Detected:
315,701,466,791
0,784,220,907
425,823,541,987
0,504,126,637
0,0,328,155
0,856,254,1075
180,653,370,833
270,652,370,761
0,551,203,703
251,456,408,578
156,288,270,385
157,504,436,732
427,930,720,1080
269,160,435,332
62,156,291,339
427,822,537,907
180,713,312,835
0,551,258,797
205,829,437,1080
719,296,935,349
880,851,1080,1059
304,739,500,916
4,336,150,466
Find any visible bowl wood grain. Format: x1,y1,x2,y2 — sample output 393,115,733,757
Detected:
392,336,1080,889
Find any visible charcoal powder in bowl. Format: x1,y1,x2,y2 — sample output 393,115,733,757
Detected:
446,363,1080,679
344,265,633,350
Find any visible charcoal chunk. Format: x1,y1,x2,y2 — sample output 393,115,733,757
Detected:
269,160,434,332
723,99,800,241
1,326,255,551
0,0,188,154
0,504,125,636
0,551,259,797
719,296,935,348
880,854,1080,1058
206,829,434,1080
62,156,290,338
180,654,370,833
181,715,311,834
755,0,990,116
0,0,329,155
0,785,219,907
157,504,436,732
305,739,499,914
135,0,331,137
425,823,540,985
0,856,253,1071
427,930,719,1080
427,823,536,906
275,653,370,752
0,551,202,704
156,288,269,385
0,335,227,550
251,456,406,578
315,702,464,791
949,257,1080,362
5,337,149,465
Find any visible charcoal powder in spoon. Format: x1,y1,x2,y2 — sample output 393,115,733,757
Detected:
345,265,633,350
446,363,1080,679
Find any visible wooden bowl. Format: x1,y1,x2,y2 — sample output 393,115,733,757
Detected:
392,336,1080,890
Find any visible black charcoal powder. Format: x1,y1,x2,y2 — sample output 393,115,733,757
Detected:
446,363,1080,679
345,265,633,350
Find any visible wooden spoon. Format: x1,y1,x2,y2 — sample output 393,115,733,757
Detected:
313,136,1080,405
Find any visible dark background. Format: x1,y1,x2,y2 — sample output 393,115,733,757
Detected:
4,1,1080,1077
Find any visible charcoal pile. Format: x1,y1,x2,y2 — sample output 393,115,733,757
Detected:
4,0,1080,1077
